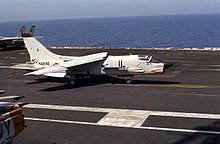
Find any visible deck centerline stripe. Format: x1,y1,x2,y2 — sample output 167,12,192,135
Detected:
127,84,220,89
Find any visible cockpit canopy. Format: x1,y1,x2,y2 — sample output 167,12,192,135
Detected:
138,55,152,62
138,55,161,63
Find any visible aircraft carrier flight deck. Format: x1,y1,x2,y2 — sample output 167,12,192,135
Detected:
1,48,220,144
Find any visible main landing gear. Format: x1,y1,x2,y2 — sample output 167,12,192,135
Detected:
117,75,134,84
124,75,134,84
126,79,133,84
68,74,90,86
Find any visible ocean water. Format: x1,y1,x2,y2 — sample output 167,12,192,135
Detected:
0,14,220,48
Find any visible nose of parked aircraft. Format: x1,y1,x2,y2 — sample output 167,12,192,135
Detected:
164,62,174,69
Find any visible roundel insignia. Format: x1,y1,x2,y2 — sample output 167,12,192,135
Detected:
53,63,59,66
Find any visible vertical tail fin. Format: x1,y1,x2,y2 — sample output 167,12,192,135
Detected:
17,26,25,37
29,25,35,36
23,37,60,61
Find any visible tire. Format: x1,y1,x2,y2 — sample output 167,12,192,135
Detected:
70,80,75,86
126,79,132,84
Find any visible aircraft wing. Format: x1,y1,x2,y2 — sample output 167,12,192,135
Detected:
0,63,38,70
0,95,24,101
0,37,22,41
0,37,23,47
25,52,108,77
0,36,24,51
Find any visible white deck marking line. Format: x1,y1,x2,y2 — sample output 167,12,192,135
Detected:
197,65,220,67
97,110,150,127
24,117,220,135
24,104,220,134
25,117,97,126
190,69,220,72
19,52,27,55
139,126,220,135
114,83,220,89
24,104,220,120
165,92,220,97
4,56,16,59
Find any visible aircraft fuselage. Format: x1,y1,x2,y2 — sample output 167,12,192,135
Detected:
30,54,164,77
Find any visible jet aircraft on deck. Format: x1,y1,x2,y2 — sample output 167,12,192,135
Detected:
0,26,35,50
1,26,173,85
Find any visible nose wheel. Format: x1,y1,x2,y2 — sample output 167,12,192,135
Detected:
67,74,76,86
70,80,75,86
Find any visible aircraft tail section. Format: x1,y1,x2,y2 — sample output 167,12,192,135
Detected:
17,26,25,37
23,37,60,61
17,25,35,37
29,25,35,36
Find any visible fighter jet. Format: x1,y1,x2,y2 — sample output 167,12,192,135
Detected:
2,26,172,85
0,26,35,50
0,90,26,144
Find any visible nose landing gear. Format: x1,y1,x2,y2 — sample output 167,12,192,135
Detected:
66,74,76,86
70,80,75,86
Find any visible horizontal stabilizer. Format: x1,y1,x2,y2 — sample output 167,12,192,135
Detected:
0,63,38,70
0,37,22,41
44,72,66,78
25,66,67,76
0,95,24,101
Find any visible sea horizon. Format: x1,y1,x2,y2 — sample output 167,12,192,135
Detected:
0,14,220,48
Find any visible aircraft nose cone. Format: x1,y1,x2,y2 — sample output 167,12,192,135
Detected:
164,62,173,69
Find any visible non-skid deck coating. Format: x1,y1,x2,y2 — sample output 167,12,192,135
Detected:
1,48,220,144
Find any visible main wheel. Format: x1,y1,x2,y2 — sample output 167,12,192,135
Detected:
126,79,132,84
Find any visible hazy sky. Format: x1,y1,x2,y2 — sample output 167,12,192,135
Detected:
1,0,220,22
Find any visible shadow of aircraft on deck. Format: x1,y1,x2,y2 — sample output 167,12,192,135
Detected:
26,75,180,91
172,120,220,144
